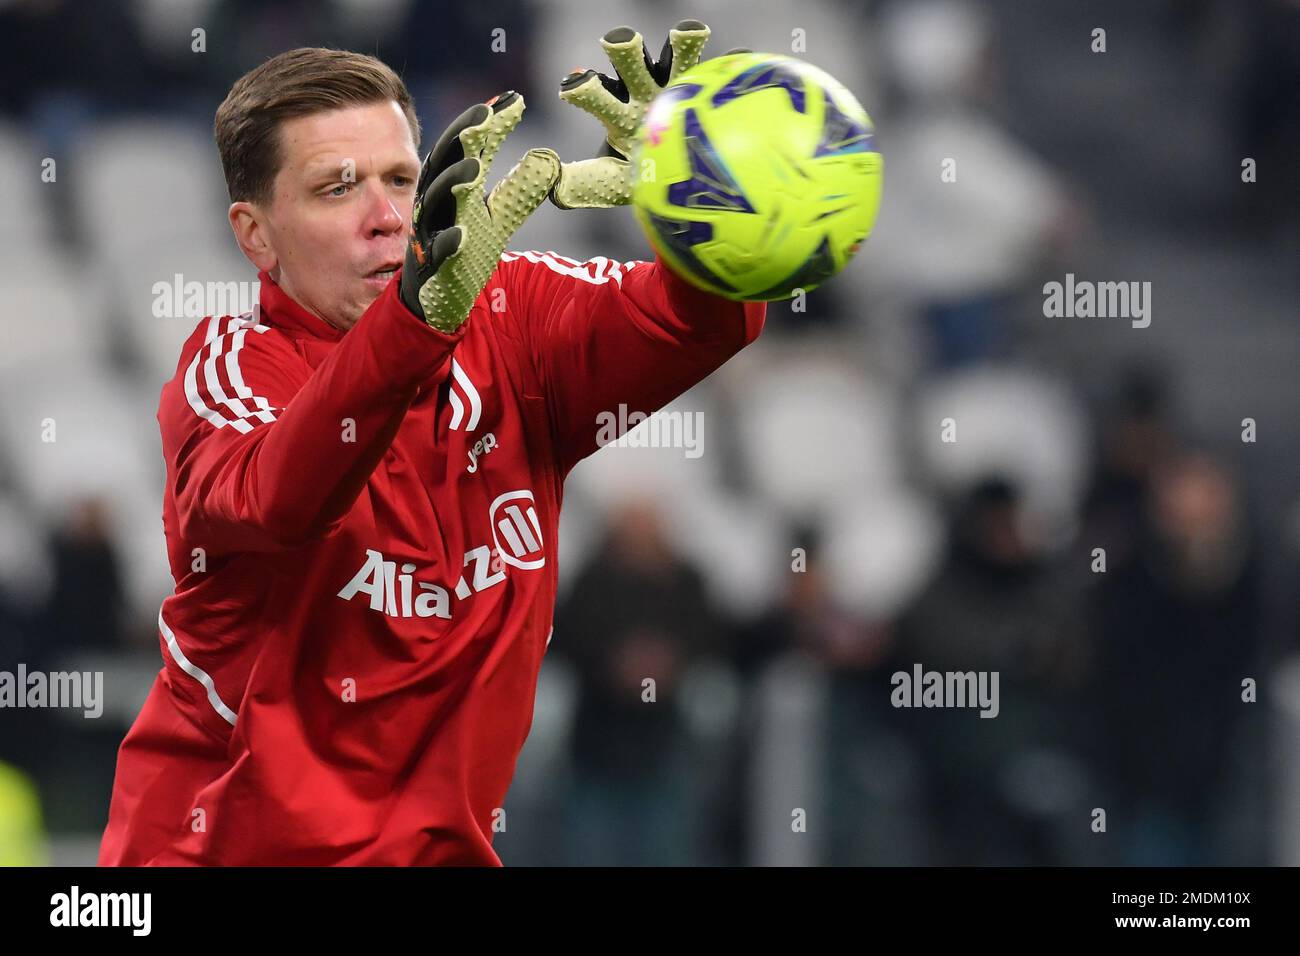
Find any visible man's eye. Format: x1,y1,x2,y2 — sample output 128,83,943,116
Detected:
393,176,414,188
327,183,351,197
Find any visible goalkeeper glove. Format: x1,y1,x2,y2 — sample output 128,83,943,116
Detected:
399,91,560,333
549,19,722,210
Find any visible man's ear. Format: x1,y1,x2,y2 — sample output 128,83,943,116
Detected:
229,200,278,273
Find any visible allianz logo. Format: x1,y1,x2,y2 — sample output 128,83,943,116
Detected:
337,489,544,619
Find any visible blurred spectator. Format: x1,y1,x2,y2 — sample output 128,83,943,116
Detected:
34,497,128,669
889,476,1092,864
734,525,890,678
1081,365,1180,569
1231,0,1300,238
1087,451,1261,865
553,498,727,865
727,527,900,864
857,0,1080,368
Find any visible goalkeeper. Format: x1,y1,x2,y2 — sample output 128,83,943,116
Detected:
99,21,765,865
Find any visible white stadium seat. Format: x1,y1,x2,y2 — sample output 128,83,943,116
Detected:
658,485,787,619
0,250,112,373
819,486,945,620
566,382,724,507
106,233,257,392
0,121,57,249
912,363,1090,533
0,358,170,621
735,348,900,517
76,120,229,265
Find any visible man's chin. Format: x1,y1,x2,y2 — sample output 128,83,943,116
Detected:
348,280,387,322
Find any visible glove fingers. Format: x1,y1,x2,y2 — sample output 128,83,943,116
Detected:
600,26,661,104
665,19,711,83
561,66,626,104
488,146,562,234
459,91,526,175
549,156,632,211
422,225,464,275
409,225,469,327
415,156,480,237
651,34,674,88
558,71,639,141
418,103,491,197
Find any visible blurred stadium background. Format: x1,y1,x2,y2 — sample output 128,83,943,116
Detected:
1,0,1298,866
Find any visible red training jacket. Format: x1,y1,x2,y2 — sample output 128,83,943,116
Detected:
98,250,765,865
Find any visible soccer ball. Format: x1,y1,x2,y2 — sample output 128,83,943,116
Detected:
631,52,882,302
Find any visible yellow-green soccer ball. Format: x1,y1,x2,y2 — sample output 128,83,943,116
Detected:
631,52,882,302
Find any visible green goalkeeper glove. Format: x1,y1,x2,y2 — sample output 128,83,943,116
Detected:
399,91,560,333
549,19,723,211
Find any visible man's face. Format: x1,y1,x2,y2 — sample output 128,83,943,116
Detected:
230,101,421,331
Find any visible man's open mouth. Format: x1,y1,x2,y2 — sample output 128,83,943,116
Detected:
368,261,402,280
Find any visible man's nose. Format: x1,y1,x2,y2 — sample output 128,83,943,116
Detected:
365,183,405,236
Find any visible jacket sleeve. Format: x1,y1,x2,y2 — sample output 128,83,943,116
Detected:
162,275,463,555
498,249,766,476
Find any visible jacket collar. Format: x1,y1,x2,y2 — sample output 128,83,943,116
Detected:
256,270,346,343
